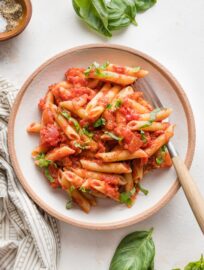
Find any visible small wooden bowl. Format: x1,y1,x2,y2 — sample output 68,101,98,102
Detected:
0,0,32,41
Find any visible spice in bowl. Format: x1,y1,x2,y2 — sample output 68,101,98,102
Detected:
0,0,23,33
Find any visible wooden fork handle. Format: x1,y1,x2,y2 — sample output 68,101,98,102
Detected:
172,156,204,234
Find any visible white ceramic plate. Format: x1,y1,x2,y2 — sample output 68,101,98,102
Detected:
8,44,195,230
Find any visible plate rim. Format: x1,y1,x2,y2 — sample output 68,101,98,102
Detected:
8,44,196,230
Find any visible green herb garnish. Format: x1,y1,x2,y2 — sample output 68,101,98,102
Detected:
156,156,164,165
79,186,87,193
149,108,161,122
106,104,112,110
73,141,88,150
61,111,80,132
61,111,71,120
82,125,94,138
140,121,152,129
35,153,51,168
104,131,123,142
140,130,147,143
120,187,136,206
69,185,75,193
114,99,122,109
132,66,141,72
44,167,54,183
173,254,204,270
137,183,149,195
94,117,106,128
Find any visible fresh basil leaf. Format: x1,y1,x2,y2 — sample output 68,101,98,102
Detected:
72,0,112,37
140,130,147,143
149,108,161,122
66,197,72,209
140,121,152,129
135,0,157,12
107,0,137,31
73,141,87,150
61,111,71,120
82,126,94,138
115,99,122,109
94,117,106,128
44,167,54,183
109,228,155,270
104,131,123,142
106,104,112,110
120,187,136,206
161,144,167,152
79,186,87,193
132,66,141,72
137,183,149,195
35,153,51,168
184,254,204,270
69,185,75,193
156,156,164,165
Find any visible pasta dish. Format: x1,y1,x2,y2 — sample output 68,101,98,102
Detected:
27,62,174,213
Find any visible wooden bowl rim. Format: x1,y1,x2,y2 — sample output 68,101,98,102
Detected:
0,0,32,41
8,44,196,230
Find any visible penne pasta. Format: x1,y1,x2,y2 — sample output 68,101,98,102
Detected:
32,144,49,157
106,64,148,78
88,70,137,86
132,159,144,182
145,125,175,157
80,159,132,174
126,98,149,114
127,120,169,131
96,149,147,162
60,100,87,118
44,146,75,161
27,122,41,133
139,108,172,122
72,168,127,185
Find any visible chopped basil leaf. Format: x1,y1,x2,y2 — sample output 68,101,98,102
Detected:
61,111,71,120
82,126,94,138
100,61,109,69
44,167,54,183
156,156,164,165
140,130,147,143
137,183,149,195
115,99,122,109
161,144,167,152
69,185,75,193
84,61,109,77
120,187,136,206
140,121,152,129
69,117,80,132
94,118,106,128
79,186,87,193
73,141,88,150
106,104,112,110
35,153,51,168
104,131,123,142
149,108,161,122
132,66,141,73
66,197,72,209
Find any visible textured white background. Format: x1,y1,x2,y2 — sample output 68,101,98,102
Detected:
0,0,204,269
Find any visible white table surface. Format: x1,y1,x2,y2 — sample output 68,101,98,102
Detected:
0,0,204,269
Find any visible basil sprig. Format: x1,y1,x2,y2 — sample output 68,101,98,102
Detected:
72,0,157,37
173,254,204,270
109,228,155,270
104,131,123,142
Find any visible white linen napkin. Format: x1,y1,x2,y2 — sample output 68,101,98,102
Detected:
0,76,60,270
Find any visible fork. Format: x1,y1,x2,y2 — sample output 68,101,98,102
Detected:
133,79,204,234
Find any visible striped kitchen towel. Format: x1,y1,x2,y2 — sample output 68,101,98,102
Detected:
0,76,60,270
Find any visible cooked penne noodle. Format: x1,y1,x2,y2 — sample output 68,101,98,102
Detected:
44,146,75,161
45,90,54,108
27,122,41,133
88,70,137,86
72,168,127,185
32,145,49,157
145,125,175,157
106,64,148,78
132,159,143,182
80,159,132,174
60,100,87,118
86,84,121,119
126,98,149,114
96,149,147,162
52,110,80,140
87,79,100,89
127,121,169,131
139,108,172,121
81,192,97,206
124,173,134,192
